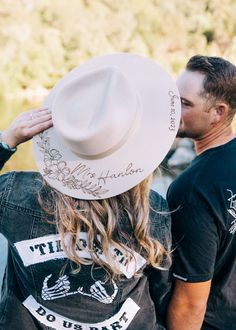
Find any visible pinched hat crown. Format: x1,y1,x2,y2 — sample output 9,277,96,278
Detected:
52,67,140,159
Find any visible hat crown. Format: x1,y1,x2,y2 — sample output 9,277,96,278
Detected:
52,66,140,159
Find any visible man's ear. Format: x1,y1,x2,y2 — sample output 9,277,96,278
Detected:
211,103,229,125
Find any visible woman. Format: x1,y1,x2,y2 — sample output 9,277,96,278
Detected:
0,53,180,329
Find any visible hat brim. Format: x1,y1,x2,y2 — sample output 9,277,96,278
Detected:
33,53,181,199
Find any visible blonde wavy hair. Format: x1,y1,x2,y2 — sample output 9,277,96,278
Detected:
39,174,170,278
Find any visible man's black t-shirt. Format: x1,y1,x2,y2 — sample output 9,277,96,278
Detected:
167,138,236,330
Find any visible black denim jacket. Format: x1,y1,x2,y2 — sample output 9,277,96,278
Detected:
0,146,171,330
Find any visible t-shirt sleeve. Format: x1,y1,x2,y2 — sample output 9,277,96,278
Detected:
170,201,219,282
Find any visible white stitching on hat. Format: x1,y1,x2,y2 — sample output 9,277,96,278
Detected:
37,131,109,198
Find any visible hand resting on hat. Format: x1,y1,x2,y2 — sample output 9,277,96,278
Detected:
1,108,53,149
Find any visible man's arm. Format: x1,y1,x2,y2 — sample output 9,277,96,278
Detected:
166,279,211,330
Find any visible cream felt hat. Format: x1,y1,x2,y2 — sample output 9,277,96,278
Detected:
33,53,181,200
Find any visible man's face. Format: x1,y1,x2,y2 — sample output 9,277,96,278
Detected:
177,70,214,139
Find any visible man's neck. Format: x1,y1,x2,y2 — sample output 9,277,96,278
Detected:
194,126,235,155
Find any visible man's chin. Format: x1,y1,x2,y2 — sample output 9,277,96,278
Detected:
177,130,188,138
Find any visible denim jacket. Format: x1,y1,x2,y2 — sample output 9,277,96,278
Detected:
0,145,171,330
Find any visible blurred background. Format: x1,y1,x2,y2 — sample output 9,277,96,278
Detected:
0,0,236,291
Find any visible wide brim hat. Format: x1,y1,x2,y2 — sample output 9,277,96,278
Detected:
33,53,181,200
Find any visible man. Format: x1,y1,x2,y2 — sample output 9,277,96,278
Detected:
166,55,236,330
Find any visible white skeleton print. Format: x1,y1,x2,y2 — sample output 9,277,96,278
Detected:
42,274,79,300
42,274,118,304
227,189,236,234
77,280,118,304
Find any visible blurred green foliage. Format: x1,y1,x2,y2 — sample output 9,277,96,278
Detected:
0,0,236,171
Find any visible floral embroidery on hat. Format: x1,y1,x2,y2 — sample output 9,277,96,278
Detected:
37,131,109,198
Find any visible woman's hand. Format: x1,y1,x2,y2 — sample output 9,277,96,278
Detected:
1,108,53,148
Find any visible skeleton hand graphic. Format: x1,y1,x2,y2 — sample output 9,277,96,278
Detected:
77,280,118,304
42,274,76,300
42,274,118,304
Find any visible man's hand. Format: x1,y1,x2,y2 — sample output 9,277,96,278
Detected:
166,279,211,330
1,108,53,148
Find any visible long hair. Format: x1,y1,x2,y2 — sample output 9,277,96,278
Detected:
39,174,170,278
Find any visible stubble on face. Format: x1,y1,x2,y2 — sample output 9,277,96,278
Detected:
176,70,212,140
177,128,188,138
